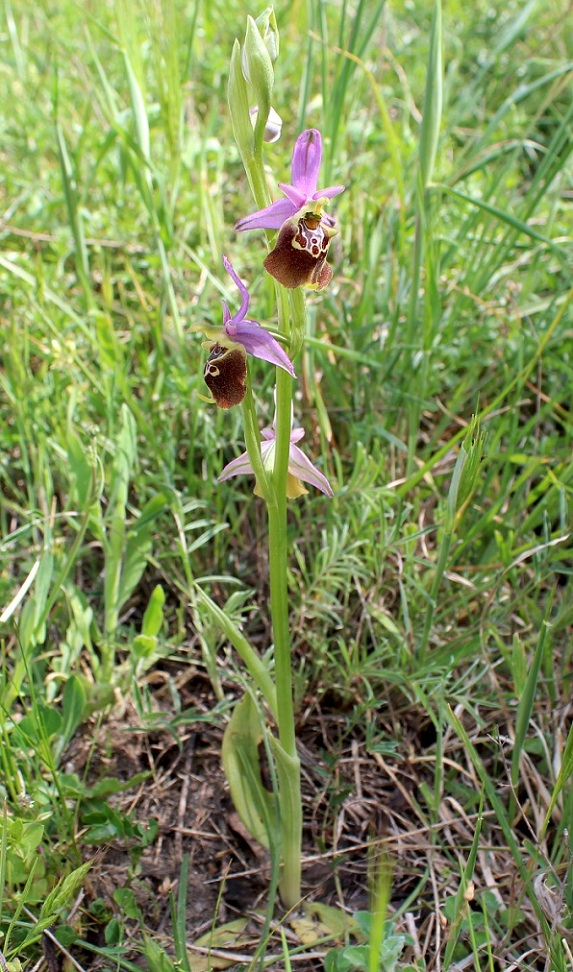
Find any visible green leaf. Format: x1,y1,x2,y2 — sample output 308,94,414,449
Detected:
16,861,93,946
105,918,121,945
418,0,442,190
541,717,573,836
66,430,95,509
228,39,254,165
511,635,528,697
123,48,151,165
33,548,54,642
511,603,553,792
255,7,279,62
222,694,276,849
142,934,179,972
447,416,486,526
194,583,277,717
84,771,151,799
94,311,121,370
103,405,137,642
114,886,143,920
18,595,38,653
243,16,273,151
440,183,565,254
132,634,157,658
141,583,165,639
18,821,45,856
61,674,88,747
18,704,62,743
40,861,92,922
118,494,166,609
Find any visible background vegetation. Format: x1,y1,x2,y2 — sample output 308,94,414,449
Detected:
0,0,571,969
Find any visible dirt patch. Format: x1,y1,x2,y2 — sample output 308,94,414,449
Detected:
59,663,571,970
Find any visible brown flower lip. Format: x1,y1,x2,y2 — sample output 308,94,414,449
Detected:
204,343,247,409
263,202,337,291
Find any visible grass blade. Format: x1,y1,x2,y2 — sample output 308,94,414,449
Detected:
418,0,442,191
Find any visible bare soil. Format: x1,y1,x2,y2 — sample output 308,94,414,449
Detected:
59,660,571,971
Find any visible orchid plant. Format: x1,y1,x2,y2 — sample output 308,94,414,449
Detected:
195,9,343,910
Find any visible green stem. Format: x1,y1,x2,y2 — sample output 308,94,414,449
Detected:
267,291,302,909
229,93,303,902
268,499,295,754
273,282,292,499
244,145,273,214
268,462,301,907
288,287,307,360
242,366,274,508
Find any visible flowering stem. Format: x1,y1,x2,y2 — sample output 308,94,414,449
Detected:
267,287,302,909
272,283,292,497
245,155,272,216
230,100,302,903
242,367,274,507
240,141,273,219
238,153,303,901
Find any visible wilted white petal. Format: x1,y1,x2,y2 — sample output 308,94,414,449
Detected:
218,451,253,482
249,105,283,142
288,444,334,497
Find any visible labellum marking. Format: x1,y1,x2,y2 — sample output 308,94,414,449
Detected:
292,213,331,260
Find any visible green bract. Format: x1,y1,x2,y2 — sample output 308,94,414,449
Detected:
228,38,254,163
243,16,274,151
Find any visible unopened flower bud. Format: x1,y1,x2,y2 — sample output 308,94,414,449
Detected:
255,6,279,63
242,15,274,120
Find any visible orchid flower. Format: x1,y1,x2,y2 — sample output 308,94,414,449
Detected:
235,129,344,232
198,257,295,408
219,415,334,499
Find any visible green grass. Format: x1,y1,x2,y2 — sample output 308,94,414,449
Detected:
1,0,572,968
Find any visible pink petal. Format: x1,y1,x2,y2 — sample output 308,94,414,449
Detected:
261,440,275,462
220,443,275,480
314,184,345,200
235,198,296,232
278,182,306,209
233,320,296,376
222,256,249,322
291,129,322,196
